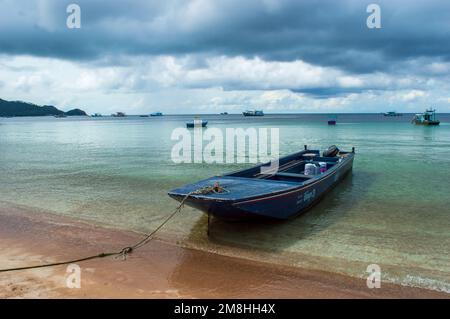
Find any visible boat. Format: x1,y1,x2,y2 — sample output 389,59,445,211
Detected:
91,113,102,117
111,112,126,117
411,108,440,126
220,112,229,115
186,119,208,128
384,111,402,117
150,112,163,117
168,145,355,220
327,114,337,125
243,110,264,116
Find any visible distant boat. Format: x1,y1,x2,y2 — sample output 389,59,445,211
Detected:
150,112,163,117
411,108,440,126
168,145,355,220
328,114,337,125
186,119,208,128
384,111,402,117
91,113,102,117
54,114,67,118
220,112,229,115
112,112,126,117
243,110,264,116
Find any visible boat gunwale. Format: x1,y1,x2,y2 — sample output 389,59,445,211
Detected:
232,154,353,205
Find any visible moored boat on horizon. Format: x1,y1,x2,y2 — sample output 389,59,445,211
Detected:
243,110,264,116
412,108,440,125
384,111,402,117
168,145,355,220
112,112,126,117
186,119,208,128
328,114,337,125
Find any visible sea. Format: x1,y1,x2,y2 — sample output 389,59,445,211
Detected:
0,113,449,292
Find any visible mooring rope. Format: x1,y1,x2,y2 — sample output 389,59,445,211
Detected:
0,183,227,273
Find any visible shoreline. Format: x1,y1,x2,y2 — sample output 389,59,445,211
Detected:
0,205,448,299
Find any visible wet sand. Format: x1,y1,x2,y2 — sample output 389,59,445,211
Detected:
0,206,447,299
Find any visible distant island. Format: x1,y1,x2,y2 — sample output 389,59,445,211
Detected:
65,108,88,116
0,98,87,117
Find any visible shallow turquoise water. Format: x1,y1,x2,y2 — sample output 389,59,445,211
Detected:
0,114,449,292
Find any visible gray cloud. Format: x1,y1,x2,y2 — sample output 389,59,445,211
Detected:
0,0,449,109
1,0,449,74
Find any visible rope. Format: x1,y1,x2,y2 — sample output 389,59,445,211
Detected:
0,183,227,273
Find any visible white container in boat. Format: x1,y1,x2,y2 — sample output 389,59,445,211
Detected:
304,163,316,175
315,165,321,175
319,162,327,173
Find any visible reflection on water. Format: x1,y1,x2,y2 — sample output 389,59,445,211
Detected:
420,125,439,141
192,174,359,253
0,114,449,292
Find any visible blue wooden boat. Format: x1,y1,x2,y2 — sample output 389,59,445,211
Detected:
168,145,355,220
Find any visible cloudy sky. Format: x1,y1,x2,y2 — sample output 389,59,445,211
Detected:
0,0,449,114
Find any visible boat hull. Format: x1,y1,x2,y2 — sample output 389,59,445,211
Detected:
169,153,354,221
232,159,353,220
186,121,208,128
413,121,440,126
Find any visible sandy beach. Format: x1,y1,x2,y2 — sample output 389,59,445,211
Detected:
0,206,447,299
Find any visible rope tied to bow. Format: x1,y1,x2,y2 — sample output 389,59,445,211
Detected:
0,183,228,273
